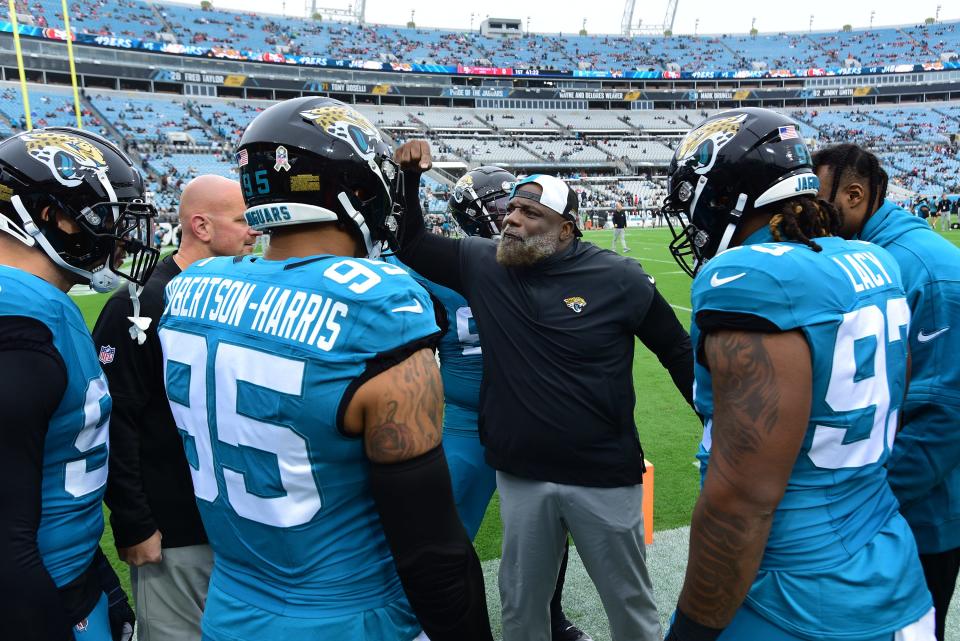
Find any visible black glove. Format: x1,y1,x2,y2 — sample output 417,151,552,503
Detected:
93,546,136,641
106,597,135,641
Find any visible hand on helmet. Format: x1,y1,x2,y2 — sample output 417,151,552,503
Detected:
394,140,432,174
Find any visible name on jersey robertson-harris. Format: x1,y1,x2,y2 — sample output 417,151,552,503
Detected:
163,275,348,350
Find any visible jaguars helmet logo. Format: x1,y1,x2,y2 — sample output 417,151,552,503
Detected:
564,296,587,313
299,106,383,159
453,173,475,203
675,113,748,174
22,132,108,188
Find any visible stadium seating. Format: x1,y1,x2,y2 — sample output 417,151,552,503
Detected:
596,139,675,164
0,83,110,138
93,93,214,145
0,82,951,197
17,0,960,73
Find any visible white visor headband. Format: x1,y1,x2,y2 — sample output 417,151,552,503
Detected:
244,197,380,258
754,172,821,209
244,201,338,230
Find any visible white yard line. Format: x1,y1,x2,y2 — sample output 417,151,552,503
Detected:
632,257,677,264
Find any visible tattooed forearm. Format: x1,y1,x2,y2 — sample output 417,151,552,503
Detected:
365,348,444,464
677,329,809,628
706,330,780,470
678,499,771,627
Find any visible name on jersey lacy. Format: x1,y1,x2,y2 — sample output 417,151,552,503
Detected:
831,249,894,293
163,275,347,350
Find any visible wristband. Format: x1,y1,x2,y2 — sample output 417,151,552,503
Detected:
665,608,724,641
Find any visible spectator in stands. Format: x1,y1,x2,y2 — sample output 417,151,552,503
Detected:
93,175,260,641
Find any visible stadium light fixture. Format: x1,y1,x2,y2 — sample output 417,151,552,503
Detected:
621,0,679,36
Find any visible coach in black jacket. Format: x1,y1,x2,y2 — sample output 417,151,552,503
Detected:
92,174,260,640
395,141,695,641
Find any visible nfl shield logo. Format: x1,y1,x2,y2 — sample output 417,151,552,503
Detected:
98,345,116,365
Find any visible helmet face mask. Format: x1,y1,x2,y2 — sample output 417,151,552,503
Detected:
448,166,517,238
663,171,737,277
0,128,159,291
660,108,820,277
236,97,403,258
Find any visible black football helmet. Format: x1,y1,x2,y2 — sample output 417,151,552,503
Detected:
448,166,516,238
236,96,402,258
0,127,158,292
661,108,820,277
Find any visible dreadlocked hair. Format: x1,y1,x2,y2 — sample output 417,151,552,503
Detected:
811,143,889,215
765,195,843,252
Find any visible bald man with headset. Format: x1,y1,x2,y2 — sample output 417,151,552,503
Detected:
92,175,261,640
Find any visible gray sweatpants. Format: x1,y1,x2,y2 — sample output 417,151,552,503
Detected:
613,227,628,250
497,471,661,641
131,544,213,641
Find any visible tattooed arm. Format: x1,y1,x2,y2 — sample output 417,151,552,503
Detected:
672,329,811,638
343,348,494,641
342,347,444,462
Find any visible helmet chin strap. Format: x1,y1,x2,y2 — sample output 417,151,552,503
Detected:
6,193,151,343
8,195,120,292
126,280,151,345
714,193,749,257
0,213,37,247
337,191,378,258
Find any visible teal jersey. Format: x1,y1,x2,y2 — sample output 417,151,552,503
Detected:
0,266,109,586
691,230,931,638
859,200,960,553
385,256,482,433
157,254,439,630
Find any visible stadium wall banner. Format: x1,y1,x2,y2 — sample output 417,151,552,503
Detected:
441,87,512,98
8,51,953,103
1,22,959,81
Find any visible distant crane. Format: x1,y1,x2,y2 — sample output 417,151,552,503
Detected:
621,0,679,36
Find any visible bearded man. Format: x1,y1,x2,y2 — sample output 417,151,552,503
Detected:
394,141,695,641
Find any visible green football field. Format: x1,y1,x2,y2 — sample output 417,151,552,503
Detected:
71,226,960,603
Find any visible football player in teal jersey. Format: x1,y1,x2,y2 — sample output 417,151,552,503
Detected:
815,143,960,641
0,128,159,639
661,109,934,641
158,97,492,641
